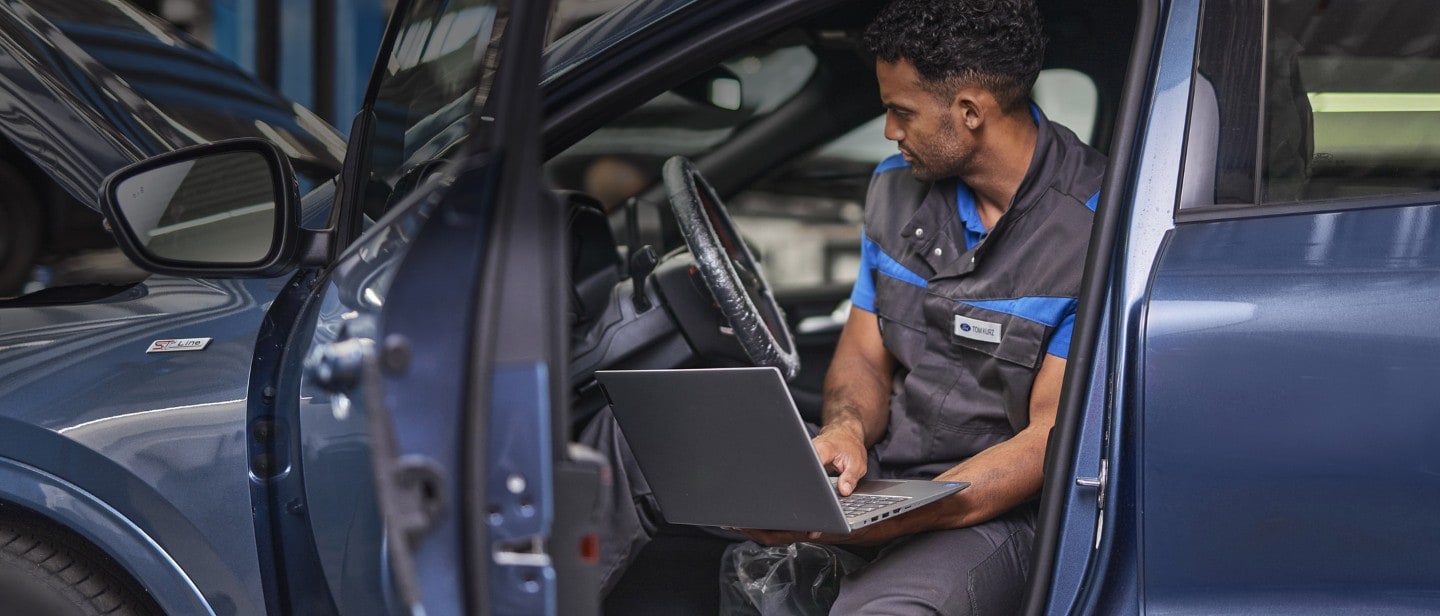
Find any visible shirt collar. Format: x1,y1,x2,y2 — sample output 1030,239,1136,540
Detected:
954,102,1043,250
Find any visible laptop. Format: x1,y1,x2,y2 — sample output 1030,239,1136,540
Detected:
595,367,968,534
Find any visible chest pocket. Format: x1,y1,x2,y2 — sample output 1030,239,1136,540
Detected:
943,302,1048,370
918,298,1053,454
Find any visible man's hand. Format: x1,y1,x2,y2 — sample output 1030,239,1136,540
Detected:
813,425,868,496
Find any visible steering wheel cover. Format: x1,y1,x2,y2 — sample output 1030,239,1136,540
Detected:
662,156,800,380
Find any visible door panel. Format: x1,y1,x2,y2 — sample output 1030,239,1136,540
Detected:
1137,1,1440,610
1141,203,1440,613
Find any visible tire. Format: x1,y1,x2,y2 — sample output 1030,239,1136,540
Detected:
0,517,161,616
0,161,43,296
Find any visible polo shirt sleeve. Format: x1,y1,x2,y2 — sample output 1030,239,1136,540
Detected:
1046,310,1076,359
849,230,879,312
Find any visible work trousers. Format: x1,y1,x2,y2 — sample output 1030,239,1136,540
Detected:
580,407,1037,615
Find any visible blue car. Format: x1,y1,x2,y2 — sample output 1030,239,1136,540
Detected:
4,0,1440,614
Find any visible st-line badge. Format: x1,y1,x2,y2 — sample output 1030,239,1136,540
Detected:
147,338,212,353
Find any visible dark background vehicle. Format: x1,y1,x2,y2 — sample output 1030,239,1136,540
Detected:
3,0,1440,614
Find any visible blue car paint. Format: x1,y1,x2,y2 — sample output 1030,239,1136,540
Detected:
0,276,298,613
293,190,448,614
487,362,558,615
1143,204,1440,613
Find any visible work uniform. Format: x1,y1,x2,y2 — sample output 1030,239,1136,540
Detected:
832,106,1104,614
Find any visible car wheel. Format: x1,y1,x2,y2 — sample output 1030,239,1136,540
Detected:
0,517,161,616
0,161,42,295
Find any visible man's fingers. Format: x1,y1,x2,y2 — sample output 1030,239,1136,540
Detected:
834,451,866,496
813,433,867,495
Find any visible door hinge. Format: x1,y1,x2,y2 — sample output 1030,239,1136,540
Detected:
1075,458,1108,549
1075,458,1108,509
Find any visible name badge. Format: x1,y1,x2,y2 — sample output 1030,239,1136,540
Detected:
953,315,1002,344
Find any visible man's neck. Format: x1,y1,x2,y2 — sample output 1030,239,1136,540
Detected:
962,113,1039,230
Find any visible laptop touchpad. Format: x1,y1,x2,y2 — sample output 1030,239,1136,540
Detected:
854,479,915,495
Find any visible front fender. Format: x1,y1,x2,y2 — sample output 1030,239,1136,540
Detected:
0,455,215,615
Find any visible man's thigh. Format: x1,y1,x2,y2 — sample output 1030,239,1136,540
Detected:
831,505,1037,616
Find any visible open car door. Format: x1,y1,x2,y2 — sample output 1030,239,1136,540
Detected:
310,0,603,613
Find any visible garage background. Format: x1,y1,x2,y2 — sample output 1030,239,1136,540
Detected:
133,0,625,133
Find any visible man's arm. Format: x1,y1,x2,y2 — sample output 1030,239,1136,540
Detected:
812,307,895,496
922,352,1064,528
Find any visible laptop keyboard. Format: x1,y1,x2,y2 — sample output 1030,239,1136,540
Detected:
838,494,909,517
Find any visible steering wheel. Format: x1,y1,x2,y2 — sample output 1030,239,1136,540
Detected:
662,156,799,380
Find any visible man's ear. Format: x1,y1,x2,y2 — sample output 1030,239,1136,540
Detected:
950,85,995,131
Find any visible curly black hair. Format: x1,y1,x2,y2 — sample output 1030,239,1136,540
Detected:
863,0,1046,111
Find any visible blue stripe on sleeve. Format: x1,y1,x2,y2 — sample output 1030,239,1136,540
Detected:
1084,190,1100,212
959,296,1076,328
1046,312,1076,358
850,234,928,312
850,234,878,312
873,153,910,175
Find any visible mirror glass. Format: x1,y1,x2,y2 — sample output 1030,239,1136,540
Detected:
113,151,278,264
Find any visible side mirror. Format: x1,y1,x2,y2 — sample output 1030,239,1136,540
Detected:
100,138,302,277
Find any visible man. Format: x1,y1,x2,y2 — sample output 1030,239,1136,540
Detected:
588,0,1103,611
737,0,1105,612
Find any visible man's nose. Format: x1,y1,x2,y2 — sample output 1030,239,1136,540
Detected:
883,114,903,142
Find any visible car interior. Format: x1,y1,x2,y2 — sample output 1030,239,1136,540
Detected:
537,0,1137,610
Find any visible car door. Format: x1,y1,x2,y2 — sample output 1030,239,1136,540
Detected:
1133,1,1440,612
1046,0,1440,613
291,0,599,614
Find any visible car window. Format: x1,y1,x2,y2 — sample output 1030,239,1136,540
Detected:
361,0,502,219
1181,0,1440,210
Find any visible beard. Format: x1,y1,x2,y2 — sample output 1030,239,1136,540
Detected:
904,115,970,183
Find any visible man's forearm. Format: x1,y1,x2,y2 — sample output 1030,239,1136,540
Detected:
913,354,1066,531
922,425,1048,528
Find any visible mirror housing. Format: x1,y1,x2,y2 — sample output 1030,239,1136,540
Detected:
100,138,304,277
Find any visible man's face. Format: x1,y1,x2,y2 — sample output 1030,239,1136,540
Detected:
876,59,973,182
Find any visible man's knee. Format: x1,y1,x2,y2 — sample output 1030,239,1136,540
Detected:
829,510,1036,615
